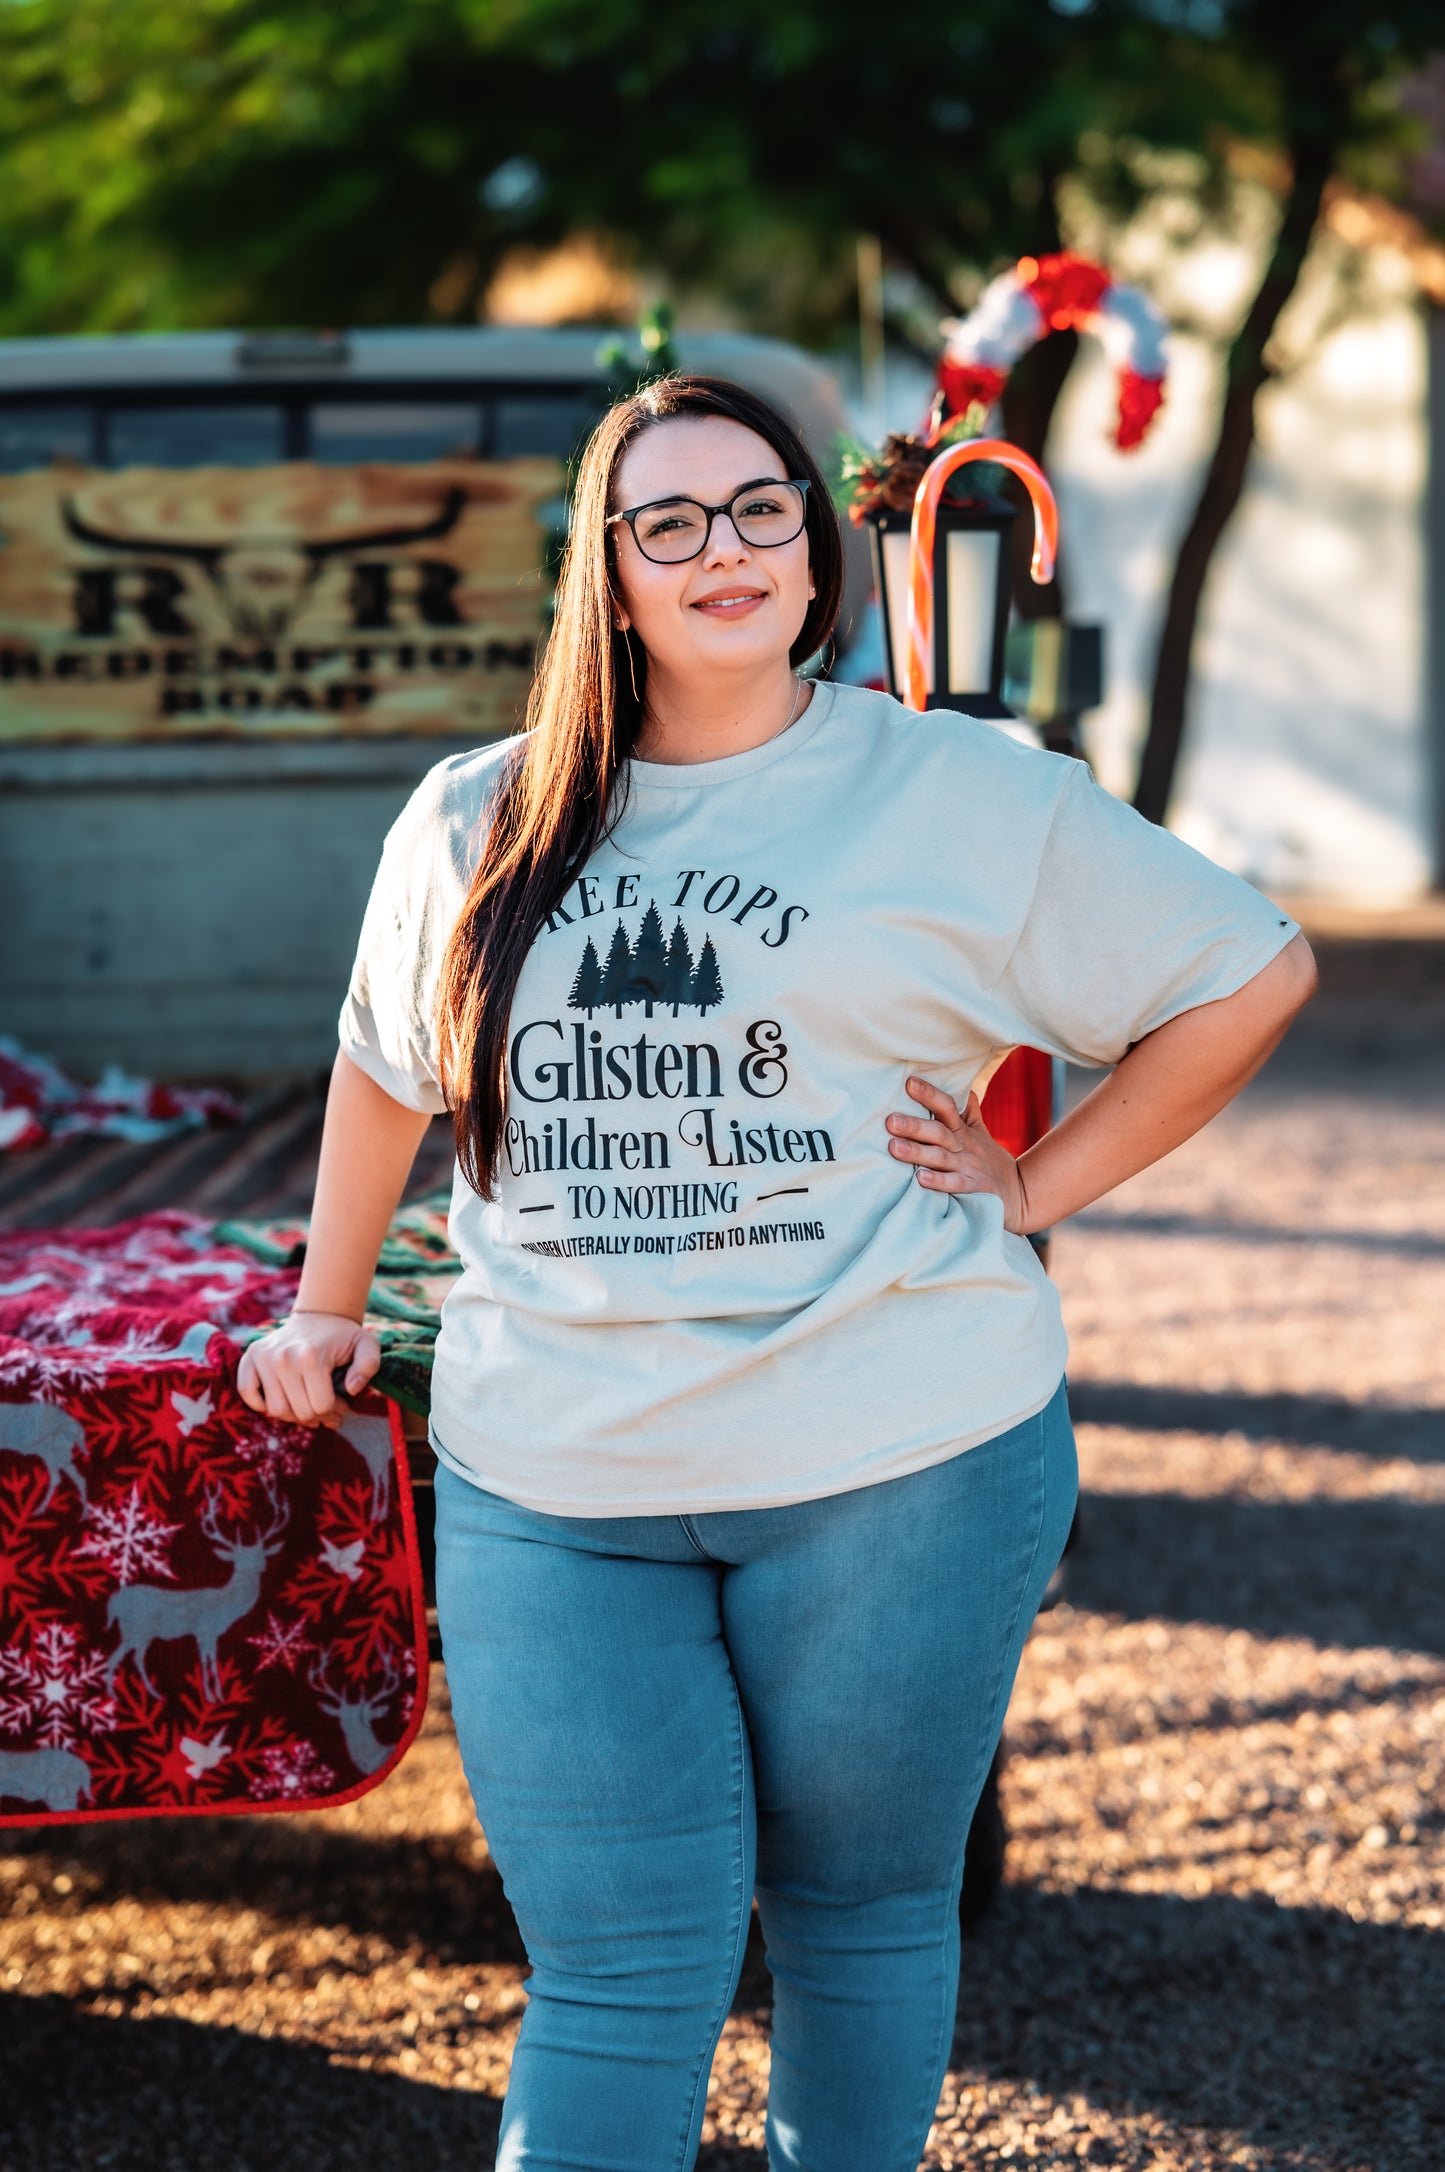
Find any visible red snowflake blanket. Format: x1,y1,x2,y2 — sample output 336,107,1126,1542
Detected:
0,1214,427,1827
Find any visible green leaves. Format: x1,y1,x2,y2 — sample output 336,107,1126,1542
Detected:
0,0,1436,341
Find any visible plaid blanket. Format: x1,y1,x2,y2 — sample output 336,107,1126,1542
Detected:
0,1200,454,1828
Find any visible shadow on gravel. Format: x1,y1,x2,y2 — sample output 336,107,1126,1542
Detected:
0,1993,504,2171
1069,1380,1445,1461
1068,1489,1445,1655
5,1886,1440,2172
0,1992,770,2172
1011,1667,1444,1753
0,1817,527,1965
957,1883,1445,2172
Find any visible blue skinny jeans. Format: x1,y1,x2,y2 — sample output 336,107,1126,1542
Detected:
435,1379,1077,2172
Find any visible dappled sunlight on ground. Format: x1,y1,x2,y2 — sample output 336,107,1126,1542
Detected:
3,921,1442,2169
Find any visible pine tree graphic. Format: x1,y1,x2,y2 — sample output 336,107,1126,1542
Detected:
569,913,724,1018
691,935,724,1014
568,937,604,1017
626,900,668,1016
600,920,635,1019
662,919,694,1016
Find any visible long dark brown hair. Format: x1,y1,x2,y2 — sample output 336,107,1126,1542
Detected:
437,373,846,1197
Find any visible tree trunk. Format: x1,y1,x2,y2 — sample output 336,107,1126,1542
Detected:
1001,326,1078,619
1132,126,1338,825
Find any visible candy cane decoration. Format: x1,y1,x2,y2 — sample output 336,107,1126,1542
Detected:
939,251,1168,451
905,440,1058,715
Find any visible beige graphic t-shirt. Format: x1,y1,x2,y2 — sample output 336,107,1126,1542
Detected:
340,682,1298,1515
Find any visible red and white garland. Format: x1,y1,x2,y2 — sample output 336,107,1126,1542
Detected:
939,251,1168,450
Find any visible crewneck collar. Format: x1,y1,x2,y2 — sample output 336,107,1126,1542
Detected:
626,680,837,789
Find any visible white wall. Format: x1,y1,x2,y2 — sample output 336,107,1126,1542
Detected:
1046,263,1431,901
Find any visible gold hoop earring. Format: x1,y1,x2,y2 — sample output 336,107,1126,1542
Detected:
623,631,641,707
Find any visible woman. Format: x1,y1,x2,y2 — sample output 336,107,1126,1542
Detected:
240,375,1315,2171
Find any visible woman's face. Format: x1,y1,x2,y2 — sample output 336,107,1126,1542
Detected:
609,416,813,686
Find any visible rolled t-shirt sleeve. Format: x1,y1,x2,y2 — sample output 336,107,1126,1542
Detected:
987,762,1301,1068
338,785,459,1117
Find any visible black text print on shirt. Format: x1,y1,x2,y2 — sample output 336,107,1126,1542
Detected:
506,893,836,1238
543,866,810,951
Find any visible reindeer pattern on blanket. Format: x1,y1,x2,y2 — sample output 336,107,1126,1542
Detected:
0,1213,427,1824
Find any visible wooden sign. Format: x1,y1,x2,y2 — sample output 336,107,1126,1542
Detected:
0,457,561,742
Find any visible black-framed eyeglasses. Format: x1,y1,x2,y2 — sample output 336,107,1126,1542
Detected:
608,478,810,564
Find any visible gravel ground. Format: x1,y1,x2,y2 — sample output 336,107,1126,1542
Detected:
2,914,1442,2171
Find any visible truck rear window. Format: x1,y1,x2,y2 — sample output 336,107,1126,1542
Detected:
106,404,286,468
0,404,93,471
310,401,484,463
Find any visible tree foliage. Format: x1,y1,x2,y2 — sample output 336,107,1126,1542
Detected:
663,921,695,1017
568,937,603,1017
0,0,1438,819
626,900,668,1017
600,922,633,1020
0,0,1264,339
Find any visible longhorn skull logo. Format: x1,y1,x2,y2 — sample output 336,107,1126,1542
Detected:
61,487,468,640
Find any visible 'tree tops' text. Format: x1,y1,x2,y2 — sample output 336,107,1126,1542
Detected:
544,868,809,951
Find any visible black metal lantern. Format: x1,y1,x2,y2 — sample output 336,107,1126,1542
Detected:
865,491,1019,720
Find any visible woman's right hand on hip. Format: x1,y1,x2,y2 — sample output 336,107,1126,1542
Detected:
237,1311,381,1426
